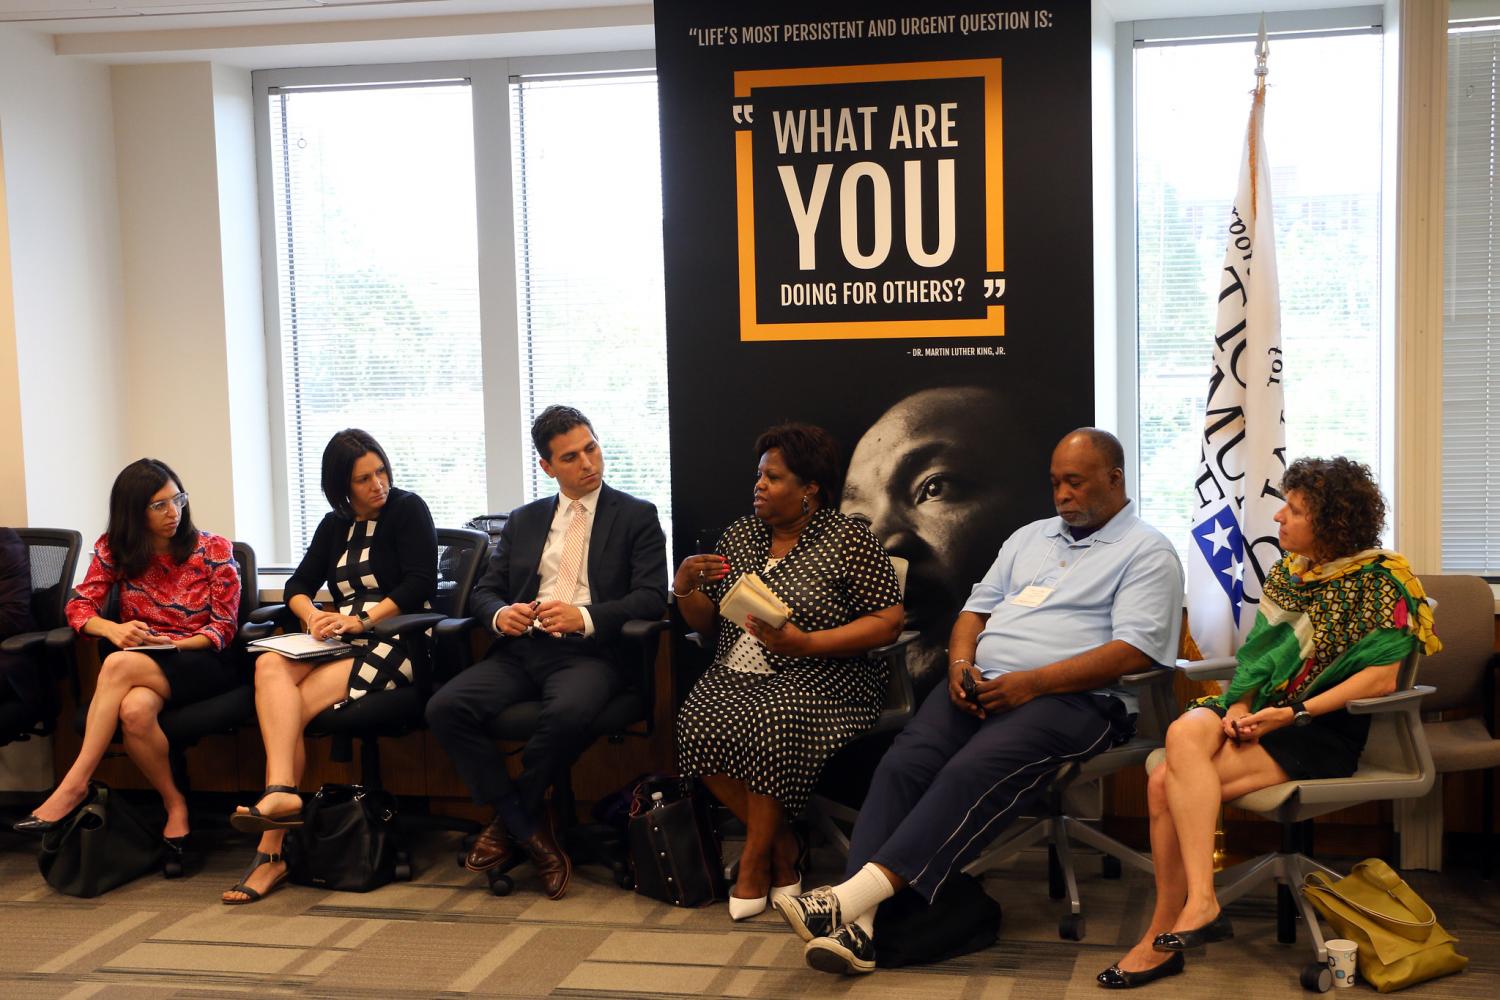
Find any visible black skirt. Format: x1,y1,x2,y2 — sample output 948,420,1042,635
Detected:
1258,709,1371,780
103,642,238,707
1207,703,1371,779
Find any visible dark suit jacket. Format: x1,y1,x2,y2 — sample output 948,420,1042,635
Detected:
471,483,668,655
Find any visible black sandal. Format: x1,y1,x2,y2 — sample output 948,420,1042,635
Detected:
229,785,304,833
222,851,289,905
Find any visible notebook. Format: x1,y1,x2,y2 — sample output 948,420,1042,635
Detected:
718,572,791,629
247,632,355,660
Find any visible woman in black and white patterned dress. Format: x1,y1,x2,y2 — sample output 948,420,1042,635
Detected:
675,424,904,921
223,429,436,904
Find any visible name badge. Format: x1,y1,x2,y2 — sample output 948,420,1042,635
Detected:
1010,585,1054,607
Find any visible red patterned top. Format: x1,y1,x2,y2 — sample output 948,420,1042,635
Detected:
66,531,241,650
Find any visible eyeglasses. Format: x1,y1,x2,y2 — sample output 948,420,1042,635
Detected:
147,492,189,515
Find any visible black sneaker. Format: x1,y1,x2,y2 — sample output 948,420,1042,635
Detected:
805,923,876,975
773,885,841,942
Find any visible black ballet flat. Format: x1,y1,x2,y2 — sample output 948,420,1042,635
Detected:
1153,912,1234,951
1097,951,1185,989
11,814,57,834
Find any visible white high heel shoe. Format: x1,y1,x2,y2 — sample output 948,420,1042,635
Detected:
728,887,769,921
771,878,803,902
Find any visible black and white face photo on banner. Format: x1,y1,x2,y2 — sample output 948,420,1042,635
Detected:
657,1,1095,696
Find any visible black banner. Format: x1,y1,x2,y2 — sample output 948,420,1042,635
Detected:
658,1,1095,693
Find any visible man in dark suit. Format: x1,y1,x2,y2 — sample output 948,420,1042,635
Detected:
426,406,668,899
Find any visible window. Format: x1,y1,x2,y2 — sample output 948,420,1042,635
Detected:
267,81,485,555
1444,19,1500,575
510,74,672,540
1133,22,1386,563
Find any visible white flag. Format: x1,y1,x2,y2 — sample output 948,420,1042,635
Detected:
1186,78,1286,659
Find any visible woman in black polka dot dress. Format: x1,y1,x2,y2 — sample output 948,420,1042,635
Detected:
675,424,904,921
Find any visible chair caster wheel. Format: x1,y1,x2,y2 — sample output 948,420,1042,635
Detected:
1059,913,1085,940
163,857,183,879
487,872,514,897
615,870,635,891
1102,855,1123,879
394,862,413,882
1301,962,1332,992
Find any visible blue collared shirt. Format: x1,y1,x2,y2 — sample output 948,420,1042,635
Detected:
962,500,1184,713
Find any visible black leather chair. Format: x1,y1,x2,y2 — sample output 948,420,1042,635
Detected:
74,541,262,780
0,528,83,750
474,617,670,895
64,540,259,874
248,527,491,879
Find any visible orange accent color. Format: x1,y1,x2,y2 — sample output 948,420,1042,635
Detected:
732,58,1005,342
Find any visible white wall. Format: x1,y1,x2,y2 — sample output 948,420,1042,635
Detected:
0,23,126,539
211,63,273,554
111,61,273,555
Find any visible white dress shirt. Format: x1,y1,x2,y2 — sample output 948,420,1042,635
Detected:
493,485,602,637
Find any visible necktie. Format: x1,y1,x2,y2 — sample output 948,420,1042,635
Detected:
549,499,589,603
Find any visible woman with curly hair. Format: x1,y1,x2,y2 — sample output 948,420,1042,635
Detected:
1097,456,1440,989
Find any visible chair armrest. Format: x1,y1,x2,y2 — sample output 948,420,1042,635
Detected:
685,631,706,649
238,620,279,644
1346,685,1433,715
45,625,77,654
248,603,291,625
870,630,919,661
0,629,46,655
622,618,670,642
1120,666,1175,686
435,616,478,642
1173,656,1237,682
372,612,445,640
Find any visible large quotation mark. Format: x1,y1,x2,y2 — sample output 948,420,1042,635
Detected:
983,277,1007,300
732,104,755,125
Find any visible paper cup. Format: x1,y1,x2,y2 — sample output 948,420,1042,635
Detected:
1326,939,1358,989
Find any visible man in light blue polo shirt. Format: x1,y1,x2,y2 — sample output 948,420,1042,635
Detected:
776,428,1184,975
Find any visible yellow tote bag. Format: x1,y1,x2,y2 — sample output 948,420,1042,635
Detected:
1301,859,1468,993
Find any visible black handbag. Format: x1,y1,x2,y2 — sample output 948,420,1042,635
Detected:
38,782,163,898
287,784,398,892
873,874,1001,968
626,776,725,907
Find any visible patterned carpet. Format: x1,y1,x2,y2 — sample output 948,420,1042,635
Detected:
0,826,1495,999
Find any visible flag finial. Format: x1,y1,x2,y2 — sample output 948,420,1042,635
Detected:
1255,15,1270,86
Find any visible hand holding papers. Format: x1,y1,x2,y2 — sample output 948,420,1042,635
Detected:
719,572,791,629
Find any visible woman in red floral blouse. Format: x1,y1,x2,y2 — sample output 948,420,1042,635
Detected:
13,459,240,844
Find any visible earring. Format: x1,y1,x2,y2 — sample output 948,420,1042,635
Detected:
801,495,811,515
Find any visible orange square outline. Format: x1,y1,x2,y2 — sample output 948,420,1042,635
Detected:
733,58,1004,342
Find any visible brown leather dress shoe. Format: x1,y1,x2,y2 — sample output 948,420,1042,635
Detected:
519,805,571,900
464,817,516,873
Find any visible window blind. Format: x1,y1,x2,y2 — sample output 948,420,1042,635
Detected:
1443,24,1500,575
1134,30,1385,566
510,75,673,548
267,82,485,554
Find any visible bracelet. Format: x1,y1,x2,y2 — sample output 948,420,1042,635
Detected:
671,585,699,599
951,658,973,668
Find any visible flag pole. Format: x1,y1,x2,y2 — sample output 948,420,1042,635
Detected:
1215,17,1272,876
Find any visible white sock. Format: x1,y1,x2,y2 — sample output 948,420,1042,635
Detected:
853,909,876,937
831,864,895,930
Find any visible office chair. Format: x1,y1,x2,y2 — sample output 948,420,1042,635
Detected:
1146,616,1435,992
0,528,83,750
961,665,1177,940
251,526,490,879
1398,575,1498,875
67,541,260,875
474,616,670,895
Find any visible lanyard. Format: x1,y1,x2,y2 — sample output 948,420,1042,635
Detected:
1024,533,1096,595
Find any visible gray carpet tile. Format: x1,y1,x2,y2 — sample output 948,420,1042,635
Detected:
0,830,1494,998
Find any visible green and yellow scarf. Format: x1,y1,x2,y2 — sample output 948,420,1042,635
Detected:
1203,549,1441,712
